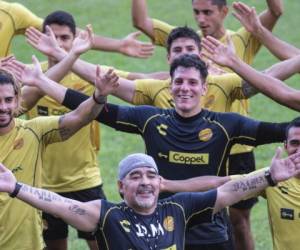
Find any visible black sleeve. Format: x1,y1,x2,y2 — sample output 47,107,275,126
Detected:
254,122,288,146
172,190,217,225
62,88,157,134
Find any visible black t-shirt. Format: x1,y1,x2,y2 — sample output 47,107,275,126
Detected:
96,190,217,250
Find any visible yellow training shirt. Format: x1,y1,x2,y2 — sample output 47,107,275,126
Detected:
265,178,300,250
0,117,61,250
0,1,42,57
25,63,102,192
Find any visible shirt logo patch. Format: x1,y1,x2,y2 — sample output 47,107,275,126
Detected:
169,151,209,165
280,208,294,220
198,128,213,142
163,216,174,232
120,220,131,233
278,186,289,195
37,105,49,116
157,124,168,136
13,138,24,150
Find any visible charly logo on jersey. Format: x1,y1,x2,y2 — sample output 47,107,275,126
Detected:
278,186,289,195
157,124,168,136
120,220,131,233
198,128,213,142
11,165,23,174
163,216,174,232
169,151,209,165
37,105,49,116
13,138,24,150
280,208,294,220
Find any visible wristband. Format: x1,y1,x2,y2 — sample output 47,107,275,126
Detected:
264,169,277,186
92,92,107,105
9,182,22,198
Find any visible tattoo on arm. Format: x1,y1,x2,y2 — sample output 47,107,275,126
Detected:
58,115,73,140
242,81,259,98
231,176,266,192
69,204,86,215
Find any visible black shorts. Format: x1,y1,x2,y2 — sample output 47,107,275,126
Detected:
43,185,106,241
228,152,258,209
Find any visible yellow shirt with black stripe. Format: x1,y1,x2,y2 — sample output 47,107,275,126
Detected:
264,178,300,250
151,18,261,123
0,117,61,250
0,1,43,57
25,63,103,192
133,74,253,154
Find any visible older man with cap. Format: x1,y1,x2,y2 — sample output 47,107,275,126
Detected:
0,151,300,249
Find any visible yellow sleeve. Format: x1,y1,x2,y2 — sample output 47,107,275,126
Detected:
10,3,43,34
230,27,262,65
152,18,176,47
132,78,158,105
32,116,62,145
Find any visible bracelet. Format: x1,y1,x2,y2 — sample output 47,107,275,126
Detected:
92,92,107,105
264,169,277,186
9,182,22,198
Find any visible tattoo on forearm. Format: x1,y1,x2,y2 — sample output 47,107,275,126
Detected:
58,115,72,140
231,176,266,192
68,204,86,215
242,81,259,98
21,184,72,204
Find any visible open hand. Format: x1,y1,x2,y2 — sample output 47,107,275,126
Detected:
94,66,119,96
0,163,16,194
72,25,94,55
120,31,154,59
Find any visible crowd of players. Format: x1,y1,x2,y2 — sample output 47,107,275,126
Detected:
1,0,300,249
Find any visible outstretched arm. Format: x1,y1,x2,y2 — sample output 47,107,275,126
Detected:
132,0,155,40
202,36,300,111
232,2,300,60
92,31,154,59
160,176,230,193
0,163,100,232
258,0,283,30
214,148,300,213
10,56,118,140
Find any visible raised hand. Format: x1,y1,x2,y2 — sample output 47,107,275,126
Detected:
202,36,236,68
232,2,262,34
119,31,154,59
270,147,300,183
0,163,16,194
26,26,64,58
94,66,119,97
9,56,44,87
72,25,93,56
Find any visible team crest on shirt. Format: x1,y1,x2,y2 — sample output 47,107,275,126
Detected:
13,138,24,150
204,95,215,109
198,128,213,141
163,216,174,232
120,220,131,233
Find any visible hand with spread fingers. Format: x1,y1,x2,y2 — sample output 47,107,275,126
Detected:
202,36,236,68
72,25,94,56
26,26,65,59
270,147,300,184
94,66,119,98
0,163,16,194
232,2,262,34
119,31,154,59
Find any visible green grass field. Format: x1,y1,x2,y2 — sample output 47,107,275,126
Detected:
10,0,300,249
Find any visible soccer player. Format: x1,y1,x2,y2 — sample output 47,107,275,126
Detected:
0,56,118,250
0,1,43,57
0,1,154,59
0,149,299,249
11,53,291,249
16,11,127,250
131,1,283,248
201,35,300,112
